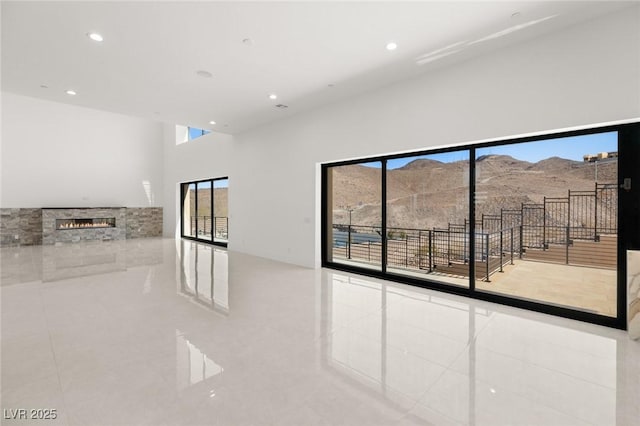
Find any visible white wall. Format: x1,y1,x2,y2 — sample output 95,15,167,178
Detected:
164,7,640,268
1,93,164,208
162,125,234,239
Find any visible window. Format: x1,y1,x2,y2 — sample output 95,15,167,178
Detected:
386,151,470,288
175,125,212,144
323,122,639,329
213,178,229,243
188,127,211,140
182,183,196,238
474,132,618,317
327,161,382,271
196,181,211,241
181,177,228,247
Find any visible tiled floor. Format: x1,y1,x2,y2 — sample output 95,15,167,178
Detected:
1,238,639,425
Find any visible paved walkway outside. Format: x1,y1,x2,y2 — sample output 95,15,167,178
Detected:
477,259,617,317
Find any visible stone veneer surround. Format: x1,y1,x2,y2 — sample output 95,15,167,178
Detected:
0,208,42,246
0,207,163,247
126,207,163,239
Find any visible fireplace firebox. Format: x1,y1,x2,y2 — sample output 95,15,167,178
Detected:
42,208,126,244
56,218,116,230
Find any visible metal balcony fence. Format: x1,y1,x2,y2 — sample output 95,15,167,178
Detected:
330,182,617,279
189,216,228,240
331,224,515,281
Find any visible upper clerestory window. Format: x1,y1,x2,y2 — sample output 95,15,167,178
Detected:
188,127,211,140
176,125,211,145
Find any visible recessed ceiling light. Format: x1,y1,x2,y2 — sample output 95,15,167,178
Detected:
327,83,335,88
65,90,77,96
511,12,521,19
386,42,398,51
269,94,278,100
242,38,254,45
87,32,103,42
40,84,49,89
209,121,216,125
196,70,213,78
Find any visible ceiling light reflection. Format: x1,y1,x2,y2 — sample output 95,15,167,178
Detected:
469,15,558,45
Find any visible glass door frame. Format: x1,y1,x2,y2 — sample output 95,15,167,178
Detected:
180,176,229,248
322,121,639,329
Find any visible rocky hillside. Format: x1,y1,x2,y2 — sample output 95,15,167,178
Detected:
187,188,228,217
331,155,616,229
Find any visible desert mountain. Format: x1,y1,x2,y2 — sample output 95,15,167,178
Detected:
331,155,615,230
187,188,228,217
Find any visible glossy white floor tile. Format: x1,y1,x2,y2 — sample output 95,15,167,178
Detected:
1,238,639,425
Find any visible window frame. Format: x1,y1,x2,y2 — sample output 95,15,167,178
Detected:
180,176,228,248
322,122,640,330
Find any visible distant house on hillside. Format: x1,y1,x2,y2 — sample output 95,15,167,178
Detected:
583,151,618,162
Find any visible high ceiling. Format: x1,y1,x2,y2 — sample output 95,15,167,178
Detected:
2,1,634,134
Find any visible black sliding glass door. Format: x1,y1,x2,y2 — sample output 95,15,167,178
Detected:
181,177,228,247
385,151,470,288
322,122,639,329
326,162,383,272
182,183,196,238
213,178,229,243
474,132,619,317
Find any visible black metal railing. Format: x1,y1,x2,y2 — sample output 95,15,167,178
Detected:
189,216,228,240
331,224,516,281
331,182,618,278
595,183,617,235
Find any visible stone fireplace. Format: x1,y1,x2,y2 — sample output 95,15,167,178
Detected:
42,208,126,244
1,207,162,247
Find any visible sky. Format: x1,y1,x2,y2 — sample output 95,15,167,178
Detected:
188,179,228,189
188,127,211,140
363,131,617,169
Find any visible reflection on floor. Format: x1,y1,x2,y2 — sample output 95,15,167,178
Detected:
477,260,617,317
1,238,638,425
0,239,164,285
177,241,229,314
